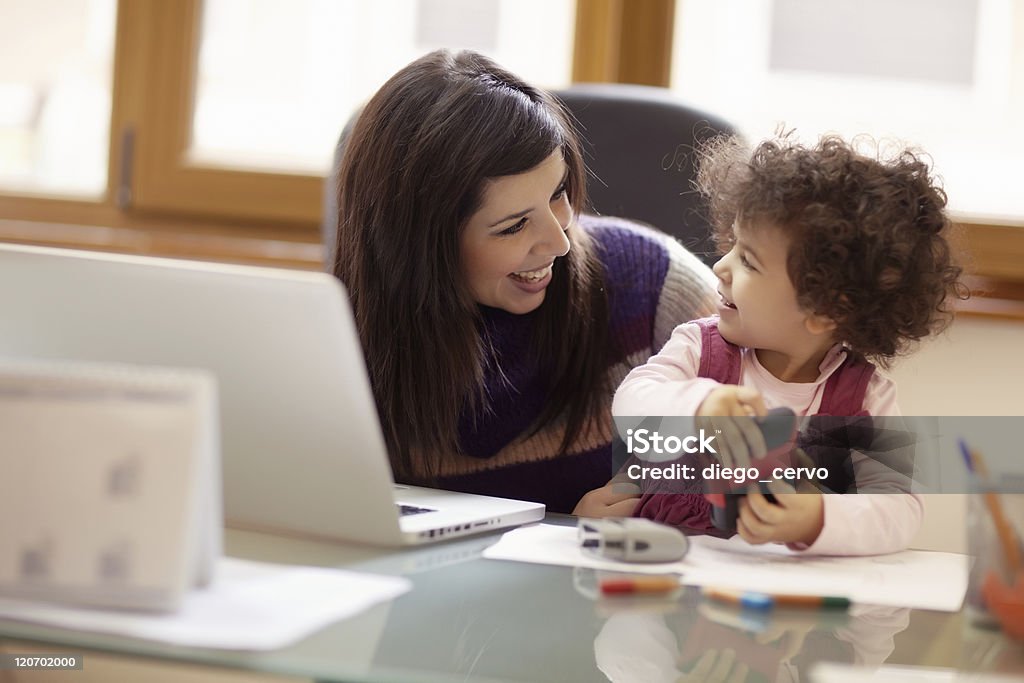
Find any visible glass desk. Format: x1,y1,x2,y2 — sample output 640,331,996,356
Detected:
2,516,1022,683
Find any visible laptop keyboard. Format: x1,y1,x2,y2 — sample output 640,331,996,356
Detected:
397,503,435,516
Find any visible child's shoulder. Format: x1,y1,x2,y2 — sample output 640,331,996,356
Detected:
845,358,901,417
864,365,899,403
669,319,707,341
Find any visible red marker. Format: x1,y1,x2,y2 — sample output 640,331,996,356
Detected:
599,576,683,595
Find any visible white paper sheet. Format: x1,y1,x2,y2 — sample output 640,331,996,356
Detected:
809,663,1022,682
482,524,968,612
0,557,411,650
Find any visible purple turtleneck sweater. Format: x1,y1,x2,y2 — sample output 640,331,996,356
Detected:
435,215,716,513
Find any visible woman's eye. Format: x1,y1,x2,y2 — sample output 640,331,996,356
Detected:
499,218,528,236
551,183,567,201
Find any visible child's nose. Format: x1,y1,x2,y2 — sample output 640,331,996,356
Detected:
712,254,730,282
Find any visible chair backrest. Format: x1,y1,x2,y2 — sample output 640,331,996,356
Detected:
322,83,736,269
554,84,736,266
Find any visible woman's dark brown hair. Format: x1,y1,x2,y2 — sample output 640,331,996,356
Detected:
333,49,607,481
698,133,968,367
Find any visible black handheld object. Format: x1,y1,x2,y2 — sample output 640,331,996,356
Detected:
709,407,798,533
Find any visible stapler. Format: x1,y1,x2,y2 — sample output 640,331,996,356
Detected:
578,517,689,563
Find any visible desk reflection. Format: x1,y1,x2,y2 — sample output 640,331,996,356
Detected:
589,575,909,683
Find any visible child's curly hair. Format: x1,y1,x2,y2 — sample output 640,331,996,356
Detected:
697,133,968,367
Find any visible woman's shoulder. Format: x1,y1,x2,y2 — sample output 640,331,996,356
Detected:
579,214,673,256
578,214,679,286
579,214,713,284
580,212,716,305
577,214,717,357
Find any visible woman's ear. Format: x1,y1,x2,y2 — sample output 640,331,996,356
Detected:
804,313,837,336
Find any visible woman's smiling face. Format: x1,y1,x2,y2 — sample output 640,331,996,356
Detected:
459,150,572,314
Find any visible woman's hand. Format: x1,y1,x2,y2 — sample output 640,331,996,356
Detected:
572,481,641,518
737,480,824,547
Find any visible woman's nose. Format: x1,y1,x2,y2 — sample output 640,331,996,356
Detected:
534,210,571,258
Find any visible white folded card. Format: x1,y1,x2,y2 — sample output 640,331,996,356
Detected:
0,360,220,612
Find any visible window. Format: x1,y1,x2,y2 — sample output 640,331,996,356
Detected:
2,0,1020,288
0,0,116,197
128,0,576,223
0,0,578,231
671,0,1024,222
190,0,576,174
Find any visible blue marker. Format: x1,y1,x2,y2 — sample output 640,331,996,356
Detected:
703,587,850,611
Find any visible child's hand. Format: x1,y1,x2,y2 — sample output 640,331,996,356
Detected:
697,385,767,418
737,480,824,546
696,386,768,468
572,481,641,518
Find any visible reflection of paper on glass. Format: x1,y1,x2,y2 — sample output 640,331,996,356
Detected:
809,663,1022,682
482,525,968,612
0,557,411,650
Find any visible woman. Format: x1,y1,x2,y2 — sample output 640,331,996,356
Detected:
334,49,716,514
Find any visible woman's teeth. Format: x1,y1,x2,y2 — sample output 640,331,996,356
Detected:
510,265,552,283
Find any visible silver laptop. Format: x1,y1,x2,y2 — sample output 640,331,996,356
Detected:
0,242,544,546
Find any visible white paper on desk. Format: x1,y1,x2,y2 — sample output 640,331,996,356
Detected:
810,663,1023,682
483,524,968,612
0,557,411,650
482,523,690,574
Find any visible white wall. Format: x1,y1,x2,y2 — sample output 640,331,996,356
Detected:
891,316,1024,417
889,316,1024,553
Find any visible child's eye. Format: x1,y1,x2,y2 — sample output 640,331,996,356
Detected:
551,183,567,201
740,253,756,271
499,218,528,236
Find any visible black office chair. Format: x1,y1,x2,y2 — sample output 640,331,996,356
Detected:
322,83,736,269
554,84,737,267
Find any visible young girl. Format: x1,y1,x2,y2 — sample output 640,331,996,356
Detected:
611,134,967,555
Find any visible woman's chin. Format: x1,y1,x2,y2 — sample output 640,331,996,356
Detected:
498,291,546,315
494,275,551,314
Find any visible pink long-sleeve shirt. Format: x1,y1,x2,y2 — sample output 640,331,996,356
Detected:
613,321,923,556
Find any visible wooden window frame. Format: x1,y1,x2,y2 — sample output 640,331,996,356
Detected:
119,0,322,224
0,0,1022,321
573,0,675,85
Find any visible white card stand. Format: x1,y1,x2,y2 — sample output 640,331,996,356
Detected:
0,360,220,612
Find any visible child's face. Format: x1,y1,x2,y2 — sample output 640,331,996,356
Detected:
712,220,828,358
